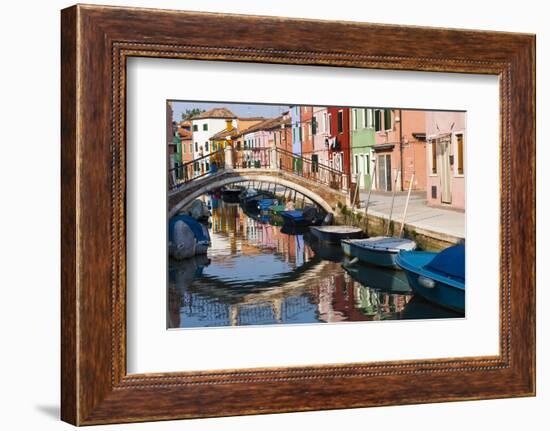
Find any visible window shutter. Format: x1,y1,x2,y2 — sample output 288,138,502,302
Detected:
384,110,392,130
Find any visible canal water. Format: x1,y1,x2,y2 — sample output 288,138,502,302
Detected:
168,196,461,329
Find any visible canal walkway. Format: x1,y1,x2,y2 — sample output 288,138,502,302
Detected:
358,191,465,242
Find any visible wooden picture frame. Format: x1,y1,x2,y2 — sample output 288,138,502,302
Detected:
61,4,536,425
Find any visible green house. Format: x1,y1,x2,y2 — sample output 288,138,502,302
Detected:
350,108,376,191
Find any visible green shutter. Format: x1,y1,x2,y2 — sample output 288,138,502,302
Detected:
384,110,392,130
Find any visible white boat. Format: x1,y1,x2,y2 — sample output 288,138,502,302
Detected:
341,236,417,269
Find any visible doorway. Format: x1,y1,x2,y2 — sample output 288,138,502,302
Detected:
437,138,452,204
377,154,392,191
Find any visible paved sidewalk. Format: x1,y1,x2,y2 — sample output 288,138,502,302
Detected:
357,190,465,240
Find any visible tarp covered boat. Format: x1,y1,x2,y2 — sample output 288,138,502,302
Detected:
168,214,211,260
395,244,465,312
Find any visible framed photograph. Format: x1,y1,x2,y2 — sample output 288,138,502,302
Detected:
61,4,536,425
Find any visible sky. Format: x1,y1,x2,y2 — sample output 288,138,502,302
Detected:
171,101,291,122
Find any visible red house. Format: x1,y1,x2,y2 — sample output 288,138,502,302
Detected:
327,107,351,177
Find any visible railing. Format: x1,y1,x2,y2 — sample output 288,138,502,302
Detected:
168,149,225,191
274,147,350,192
168,146,349,193
232,147,272,170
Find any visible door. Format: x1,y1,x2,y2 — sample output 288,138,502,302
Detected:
438,139,452,203
377,154,392,191
356,154,365,188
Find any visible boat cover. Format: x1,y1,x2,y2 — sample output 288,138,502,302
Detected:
424,244,465,281
352,236,416,252
169,215,209,243
280,210,304,220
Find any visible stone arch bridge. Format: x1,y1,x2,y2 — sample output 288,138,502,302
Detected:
169,169,349,217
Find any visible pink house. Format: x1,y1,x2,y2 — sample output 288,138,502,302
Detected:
425,111,466,210
312,107,329,167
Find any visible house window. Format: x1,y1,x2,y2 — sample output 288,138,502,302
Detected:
193,124,198,132
366,109,374,128
456,134,464,175
384,109,392,131
337,110,343,134
323,113,328,133
328,113,332,135
312,116,317,135
205,141,209,152
352,109,357,130
194,142,198,152
365,154,370,174
374,110,382,132
205,161,210,171
203,124,208,131
431,140,437,174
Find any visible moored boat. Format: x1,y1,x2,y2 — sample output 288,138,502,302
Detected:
268,204,286,214
168,214,211,260
395,244,465,313
341,236,417,269
309,225,363,244
257,198,278,211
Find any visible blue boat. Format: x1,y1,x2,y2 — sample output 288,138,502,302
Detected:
257,198,278,211
395,245,465,313
341,236,417,269
280,206,322,226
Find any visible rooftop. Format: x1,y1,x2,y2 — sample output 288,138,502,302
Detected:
190,107,237,120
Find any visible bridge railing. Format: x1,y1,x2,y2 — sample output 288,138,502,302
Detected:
168,149,225,191
274,147,350,193
169,146,349,193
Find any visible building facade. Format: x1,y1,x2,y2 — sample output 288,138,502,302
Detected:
350,108,376,191
373,109,427,192
312,106,329,167
425,111,465,210
327,107,351,176
190,108,237,174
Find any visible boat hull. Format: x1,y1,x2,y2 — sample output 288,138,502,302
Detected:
309,226,363,244
396,251,465,313
341,240,399,268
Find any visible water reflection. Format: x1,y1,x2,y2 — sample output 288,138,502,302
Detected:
168,196,460,328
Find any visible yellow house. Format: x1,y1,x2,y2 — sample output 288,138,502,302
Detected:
209,117,264,168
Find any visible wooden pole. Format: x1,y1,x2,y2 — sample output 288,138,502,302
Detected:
399,173,415,238
386,170,401,236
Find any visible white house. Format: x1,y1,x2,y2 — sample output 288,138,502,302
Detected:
190,108,237,174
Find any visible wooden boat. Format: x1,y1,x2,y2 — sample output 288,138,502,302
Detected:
341,236,417,269
341,260,411,294
395,244,465,313
309,225,363,244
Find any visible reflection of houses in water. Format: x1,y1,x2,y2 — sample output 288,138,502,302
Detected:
169,200,414,328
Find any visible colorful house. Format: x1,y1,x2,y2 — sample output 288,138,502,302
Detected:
209,117,264,169
290,106,303,172
372,109,427,192
190,108,237,174
425,111,465,210
350,108,376,191
300,106,314,160
178,121,193,163
312,106,329,167
327,107,351,176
